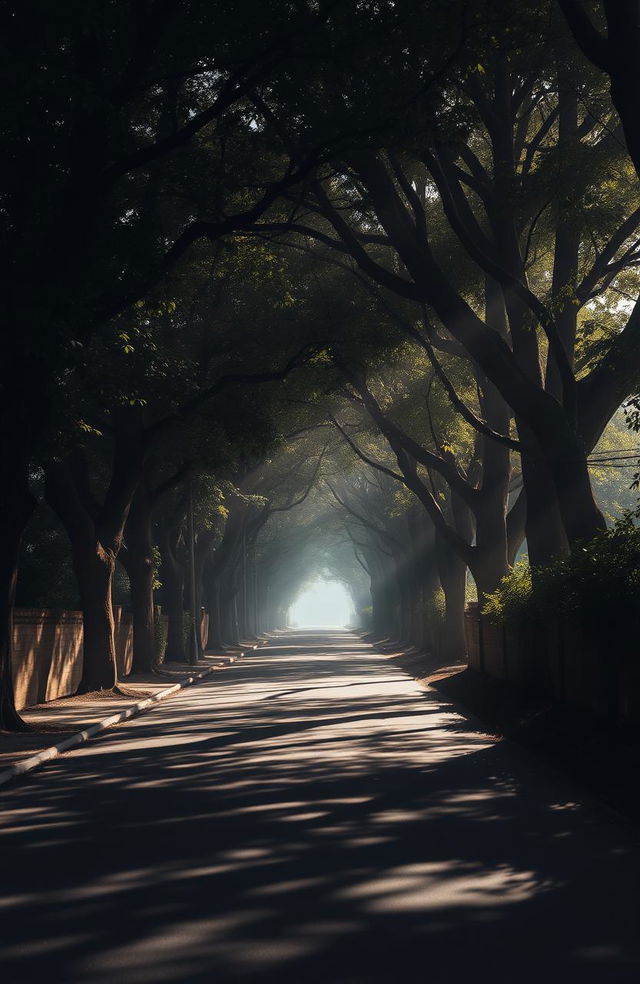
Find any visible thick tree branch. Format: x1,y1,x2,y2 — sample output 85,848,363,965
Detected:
341,367,479,507
104,51,285,185
329,415,406,483
424,147,577,410
150,460,192,504
576,206,640,302
325,482,402,549
312,180,425,300
558,0,611,71
146,345,312,441
420,332,524,452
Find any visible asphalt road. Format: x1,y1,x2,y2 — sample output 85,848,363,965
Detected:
1,631,639,983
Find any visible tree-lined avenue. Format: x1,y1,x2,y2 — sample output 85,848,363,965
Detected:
0,632,638,982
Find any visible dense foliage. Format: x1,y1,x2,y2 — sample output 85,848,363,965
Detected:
483,515,640,624
3,0,640,728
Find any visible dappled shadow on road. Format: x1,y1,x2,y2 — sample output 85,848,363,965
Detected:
0,631,639,983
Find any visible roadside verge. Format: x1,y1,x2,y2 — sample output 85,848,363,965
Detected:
0,642,263,788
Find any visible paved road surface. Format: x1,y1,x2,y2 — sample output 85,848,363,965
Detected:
1,631,639,982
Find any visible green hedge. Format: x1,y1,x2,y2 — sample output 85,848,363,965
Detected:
483,515,640,625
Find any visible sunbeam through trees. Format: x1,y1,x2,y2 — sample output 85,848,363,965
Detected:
3,2,640,980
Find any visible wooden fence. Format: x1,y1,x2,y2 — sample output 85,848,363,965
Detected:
464,603,640,724
11,607,138,710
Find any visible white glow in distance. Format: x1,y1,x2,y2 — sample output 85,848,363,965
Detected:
288,578,354,628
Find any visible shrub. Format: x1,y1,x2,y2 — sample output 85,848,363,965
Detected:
482,561,533,622
423,586,446,622
482,515,640,626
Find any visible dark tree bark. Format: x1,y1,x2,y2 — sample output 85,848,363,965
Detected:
201,502,247,648
485,67,570,564
204,574,224,650
319,140,607,549
409,508,442,653
1,10,321,724
158,519,187,664
0,365,48,727
0,463,37,730
559,1,640,179
435,531,467,662
74,542,118,691
393,553,411,644
470,278,512,590
44,417,144,692
185,528,217,655
121,481,156,674
345,368,511,602
365,550,393,639
45,460,118,691
546,67,580,399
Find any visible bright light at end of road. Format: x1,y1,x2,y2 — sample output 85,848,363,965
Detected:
289,579,354,628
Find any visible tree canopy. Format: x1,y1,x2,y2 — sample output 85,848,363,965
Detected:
3,0,640,728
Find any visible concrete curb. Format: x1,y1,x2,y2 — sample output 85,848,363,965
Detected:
0,641,264,789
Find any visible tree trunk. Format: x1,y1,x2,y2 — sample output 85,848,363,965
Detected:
73,538,118,692
232,590,241,642
0,367,45,729
554,451,606,542
44,460,120,692
366,550,389,638
45,416,145,690
490,71,604,552
474,74,603,555
546,73,579,401
191,529,216,654
221,585,238,646
158,522,186,664
507,489,526,566
411,510,441,654
600,10,640,182
520,429,569,565
0,467,36,730
207,577,224,650
244,545,258,639
371,580,388,638
122,483,156,674
492,165,570,565
408,579,423,650
202,505,245,647
436,531,466,662
473,278,511,593
405,509,425,648
128,559,156,674
382,552,402,640
400,570,414,645
166,592,186,663
392,553,410,643
473,494,511,598
498,259,570,563
408,577,425,649
345,149,606,552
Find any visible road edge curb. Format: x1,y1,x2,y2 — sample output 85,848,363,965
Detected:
0,641,264,789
